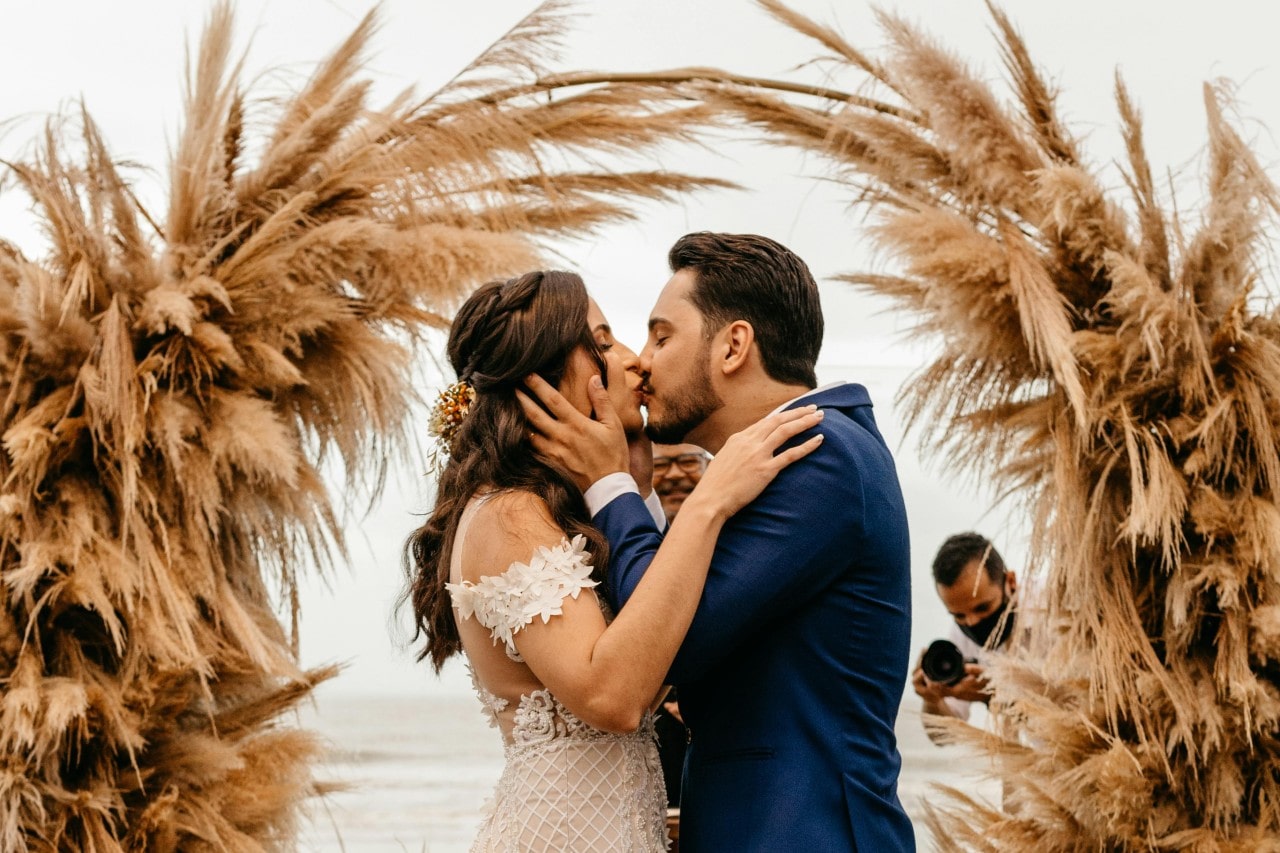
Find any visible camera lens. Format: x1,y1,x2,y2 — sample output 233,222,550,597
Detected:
921,639,966,685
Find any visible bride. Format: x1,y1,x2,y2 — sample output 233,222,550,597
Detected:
404,270,822,852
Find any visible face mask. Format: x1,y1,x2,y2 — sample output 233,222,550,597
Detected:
958,587,1016,649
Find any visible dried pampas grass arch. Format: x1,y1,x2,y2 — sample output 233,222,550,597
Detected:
0,2,730,849
594,0,1280,848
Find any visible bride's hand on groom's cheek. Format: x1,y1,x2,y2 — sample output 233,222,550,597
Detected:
518,374,629,491
626,432,654,497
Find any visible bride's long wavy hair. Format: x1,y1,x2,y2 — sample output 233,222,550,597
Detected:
405,270,611,670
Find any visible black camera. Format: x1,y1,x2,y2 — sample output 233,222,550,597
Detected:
920,639,975,686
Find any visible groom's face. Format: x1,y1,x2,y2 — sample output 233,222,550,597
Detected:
639,270,724,444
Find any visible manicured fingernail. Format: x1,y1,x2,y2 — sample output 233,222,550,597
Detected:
589,375,603,389
816,410,824,418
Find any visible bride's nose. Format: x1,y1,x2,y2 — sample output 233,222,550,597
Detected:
612,340,640,373
603,350,628,384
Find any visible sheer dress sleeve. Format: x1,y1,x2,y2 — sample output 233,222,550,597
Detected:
446,534,598,662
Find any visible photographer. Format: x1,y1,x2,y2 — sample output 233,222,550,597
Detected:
912,532,1022,740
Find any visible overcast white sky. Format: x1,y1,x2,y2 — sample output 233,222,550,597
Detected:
3,0,1278,697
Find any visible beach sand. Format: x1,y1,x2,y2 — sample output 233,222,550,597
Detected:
297,691,1001,851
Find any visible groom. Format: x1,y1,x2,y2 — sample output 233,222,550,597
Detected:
525,232,914,851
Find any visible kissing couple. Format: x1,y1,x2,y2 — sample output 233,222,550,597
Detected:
405,232,915,852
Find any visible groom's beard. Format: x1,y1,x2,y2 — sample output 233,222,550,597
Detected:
644,356,723,445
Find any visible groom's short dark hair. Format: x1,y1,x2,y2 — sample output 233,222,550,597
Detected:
668,232,822,388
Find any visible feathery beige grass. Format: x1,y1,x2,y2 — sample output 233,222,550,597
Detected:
758,4,1280,848
0,3,726,849
579,1,1280,848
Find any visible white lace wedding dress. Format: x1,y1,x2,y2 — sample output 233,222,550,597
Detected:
445,496,669,852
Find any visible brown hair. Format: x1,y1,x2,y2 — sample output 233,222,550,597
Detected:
668,231,823,387
404,270,609,670
931,532,1006,587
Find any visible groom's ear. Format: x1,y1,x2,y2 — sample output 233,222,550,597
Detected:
719,320,755,377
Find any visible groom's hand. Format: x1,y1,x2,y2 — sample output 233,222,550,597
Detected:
518,374,629,492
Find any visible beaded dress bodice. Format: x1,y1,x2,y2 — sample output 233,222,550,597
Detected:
446,496,668,852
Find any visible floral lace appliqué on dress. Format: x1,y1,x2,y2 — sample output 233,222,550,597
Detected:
447,533,668,852
447,535,598,662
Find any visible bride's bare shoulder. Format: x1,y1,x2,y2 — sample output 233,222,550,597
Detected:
458,489,565,579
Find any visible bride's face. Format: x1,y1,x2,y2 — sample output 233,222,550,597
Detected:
557,300,645,437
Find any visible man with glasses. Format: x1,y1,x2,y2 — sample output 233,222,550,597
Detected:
652,444,711,523
649,442,710,821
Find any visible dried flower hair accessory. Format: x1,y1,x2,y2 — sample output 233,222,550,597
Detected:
427,379,476,465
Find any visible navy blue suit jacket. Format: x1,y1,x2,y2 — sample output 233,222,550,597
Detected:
597,383,914,852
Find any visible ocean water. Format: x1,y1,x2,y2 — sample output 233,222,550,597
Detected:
295,692,1000,852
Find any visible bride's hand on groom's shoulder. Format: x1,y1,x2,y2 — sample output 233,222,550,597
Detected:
692,407,825,520
518,374,629,491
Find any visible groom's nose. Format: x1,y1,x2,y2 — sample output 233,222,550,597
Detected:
638,344,654,376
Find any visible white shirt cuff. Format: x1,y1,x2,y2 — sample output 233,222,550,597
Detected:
583,472,640,518
644,489,668,531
